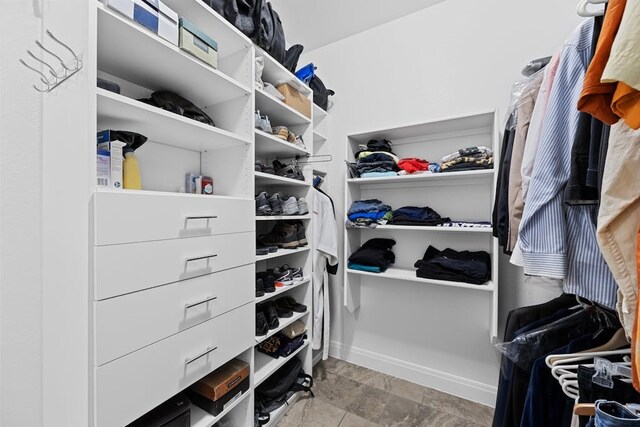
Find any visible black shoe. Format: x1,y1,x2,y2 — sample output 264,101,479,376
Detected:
293,221,307,246
276,296,307,313
258,222,299,249
260,302,280,330
256,277,265,298
256,311,269,336
257,271,276,293
273,300,293,318
273,159,304,181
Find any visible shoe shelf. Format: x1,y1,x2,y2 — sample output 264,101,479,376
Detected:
255,88,311,127
97,89,251,152
255,46,311,96
254,129,310,158
313,130,327,145
347,224,492,233
254,340,310,388
255,277,311,304
255,247,311,262
346,169,494,187
313,104,328,123
256,215,311,221
347,267,495,292
254,171,311,187
95,187,253,201
97,4,251,108
189,387,251,427
255,310,310,344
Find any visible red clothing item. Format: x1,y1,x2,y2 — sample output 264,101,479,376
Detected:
398,158,429,174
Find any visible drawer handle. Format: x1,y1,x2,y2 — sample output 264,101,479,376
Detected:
185,296,218,310
186,254,218,263
185,346,218,366
186,215,218,220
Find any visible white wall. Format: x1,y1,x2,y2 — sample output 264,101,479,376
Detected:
302,0,581,405
0,2,44,425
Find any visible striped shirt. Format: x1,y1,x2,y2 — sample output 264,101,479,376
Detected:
518,19,617,308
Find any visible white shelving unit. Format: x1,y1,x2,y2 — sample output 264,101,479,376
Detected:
253,46,315,427
343,111,500,340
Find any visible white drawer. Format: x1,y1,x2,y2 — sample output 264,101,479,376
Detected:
94,191,254,246
94,232,254,300
95,264,254,366
95,302,253,427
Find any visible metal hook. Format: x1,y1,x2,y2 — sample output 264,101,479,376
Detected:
35,40,73,71
26,50,60,79
46,30,79,67
19,59,53,87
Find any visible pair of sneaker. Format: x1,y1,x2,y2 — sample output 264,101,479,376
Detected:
272,126,296,143
273,159,305,181
272,264,304,286
256,302,279,336
256,271,278,297
256,191,308,216
258,220,307,249
255,110,272,133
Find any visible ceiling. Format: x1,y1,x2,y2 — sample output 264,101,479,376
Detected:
271,0,446,52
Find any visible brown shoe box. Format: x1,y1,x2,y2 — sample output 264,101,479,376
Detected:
187,377,249,416
276,84,311,119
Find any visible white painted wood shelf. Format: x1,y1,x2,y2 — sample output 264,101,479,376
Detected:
255,311,309,344
255,88,311,127
254,341,310,388
347,224,492,233
255,247,310,262
95,187,253,201
346,267,495,292
189,389,251,427
347,169,494,186
255,46,311,96
97,89,250,151
256,215,311,221
97,4,250,107
255,171,310,187
255,278,311,304
255,129,310,158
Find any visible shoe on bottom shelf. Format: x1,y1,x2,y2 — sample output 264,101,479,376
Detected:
282,196,300,216
256,311,269,336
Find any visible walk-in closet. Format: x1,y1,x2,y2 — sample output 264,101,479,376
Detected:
2,0,640,426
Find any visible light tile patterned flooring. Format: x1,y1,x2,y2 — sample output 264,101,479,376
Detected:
278,357,493,427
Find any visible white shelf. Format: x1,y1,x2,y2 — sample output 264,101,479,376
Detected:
313,130,327,145
95,187,252,201
263,391,305,427
256,215,311,221
97,89,250,151
347,224,492,233
313,104,328,121
255,311,309,344
255,88,311,127
189,388,251,427
255,171,310,187
255,246,311,262
347,267,494,292
255,46,311,95
255,277,311,304
347,169,494,186
97,4,251,108
254,341,310,388
254,129,310,158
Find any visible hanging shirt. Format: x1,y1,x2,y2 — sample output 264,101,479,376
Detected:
518,19,617,309
312,189,338,360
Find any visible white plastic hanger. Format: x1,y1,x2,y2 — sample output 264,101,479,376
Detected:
577,0,606,17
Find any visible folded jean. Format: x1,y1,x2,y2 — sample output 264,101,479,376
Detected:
349,239,396,270
414,246,491,284
588,400,640,427
348,199,392,216
347,263,382,273
388,206,448,226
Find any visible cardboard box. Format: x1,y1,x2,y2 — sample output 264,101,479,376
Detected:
187,377,249,417
143,0,179,45
97,130,125,190
104,0,178,46
97,149,111,187
276,84,311,119
190,359,249,401
179,18,218,69
104,0,134,19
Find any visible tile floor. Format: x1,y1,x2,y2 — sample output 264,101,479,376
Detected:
278,357,494,427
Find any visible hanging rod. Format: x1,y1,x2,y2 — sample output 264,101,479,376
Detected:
19,29,83,93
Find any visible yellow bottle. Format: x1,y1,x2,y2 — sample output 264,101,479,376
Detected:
123,150,142,190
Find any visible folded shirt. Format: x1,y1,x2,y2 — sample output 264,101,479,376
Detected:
398,158,429,174
360,171,398,178
440,146,493,163
414,246,491,285
348,210,390,221
388,206,450,226
347,199,392,216
347,262,382,273
437,221,492,228
348,238,396,270
357,151,400,163
441,155,493,172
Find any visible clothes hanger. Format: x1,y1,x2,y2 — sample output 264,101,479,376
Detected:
581,328,629,353
577,0,605,17
546,348,630,369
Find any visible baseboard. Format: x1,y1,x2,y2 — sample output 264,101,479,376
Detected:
312,351,323,367
328,341,497,407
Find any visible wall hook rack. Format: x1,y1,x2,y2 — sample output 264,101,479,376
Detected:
19,30,83,93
